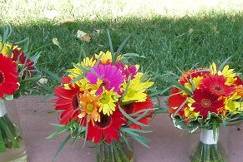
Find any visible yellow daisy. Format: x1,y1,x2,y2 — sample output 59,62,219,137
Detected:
210,62,236,85
67,56,96,79
225,92,242,113
99,89,119,116
184,106,199,119
0,42,13,56
95,51,112,64
219,65,236,85
122,73,154,103
184,76,203,91
81,57,96,67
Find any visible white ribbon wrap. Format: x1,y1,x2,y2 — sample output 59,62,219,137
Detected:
200,129,219,145
0,100,7,117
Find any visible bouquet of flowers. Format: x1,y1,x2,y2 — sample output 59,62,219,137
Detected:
49,50,155,162
0,26,40,160
168,62,243,162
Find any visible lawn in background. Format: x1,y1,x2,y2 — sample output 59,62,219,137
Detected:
0,1,242,94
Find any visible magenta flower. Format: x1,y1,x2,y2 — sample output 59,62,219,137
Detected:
115,62,138,80
86,64,124,93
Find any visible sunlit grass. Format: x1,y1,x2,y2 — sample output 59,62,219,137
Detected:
1,0,243,24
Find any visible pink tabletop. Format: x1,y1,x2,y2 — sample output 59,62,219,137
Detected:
6,96,243,162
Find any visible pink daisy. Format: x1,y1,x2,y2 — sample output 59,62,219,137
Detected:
86,64,124,93
115,61,138,80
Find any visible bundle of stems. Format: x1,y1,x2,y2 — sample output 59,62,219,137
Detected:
0,114,22,152
191,142,226,162
96,141,134,162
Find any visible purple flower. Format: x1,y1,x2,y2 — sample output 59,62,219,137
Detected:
115,62,138,80
86,64,124,93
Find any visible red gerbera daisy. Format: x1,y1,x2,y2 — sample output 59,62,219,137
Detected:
87,108,125,144
168,87,186,117
54,77,80,125
200,75,234,97
0,54,19,98
179,69,210,85
192,89,224,118
12,48,35,79
126,96,154,129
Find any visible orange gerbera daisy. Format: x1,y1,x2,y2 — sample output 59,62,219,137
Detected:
78,91,101,124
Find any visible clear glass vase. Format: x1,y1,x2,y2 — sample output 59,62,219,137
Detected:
0,100,28,162
191,128,227,162
96,140,134,162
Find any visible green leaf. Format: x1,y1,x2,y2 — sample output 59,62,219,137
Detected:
118,105,147,127
0,130,6,152
117,34,131,53
30,52,41,65
2,24,12,42
173,82,192,96
121,128,150,148
21,37,30,53
129,108,155,117
120,135,132,151
82,120,89,148
106,29,114,54
51,123,66,128
46,127,68,139
218,56,232,71
53,135,71,162
14,37,30,46
122,53,146,59
133,110,150,122
154,107,168,114
71,73,84,83
0,116,21,149
123,127,152,134
22,75,42,82
4,95,13,101
149,86,171,97
42,68,60,82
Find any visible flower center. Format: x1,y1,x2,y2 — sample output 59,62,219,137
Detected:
86,103,94,113
95,113,112,129
212,85,224,94
101,94,111,104
0,71,5,84
72,95,79,109
201,99,212,108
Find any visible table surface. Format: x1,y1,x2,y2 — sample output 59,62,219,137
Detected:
5,96,243,162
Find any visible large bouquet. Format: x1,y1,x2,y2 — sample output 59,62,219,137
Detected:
50,51,155,161
0,26,39,155
168,62,243,162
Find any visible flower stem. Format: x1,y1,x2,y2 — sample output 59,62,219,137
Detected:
0,114,21,152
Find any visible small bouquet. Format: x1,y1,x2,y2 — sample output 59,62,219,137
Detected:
168,62,243,162
0,26,40,161
50,50,155,162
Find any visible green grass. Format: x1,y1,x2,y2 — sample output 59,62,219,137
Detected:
2,13,243,95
